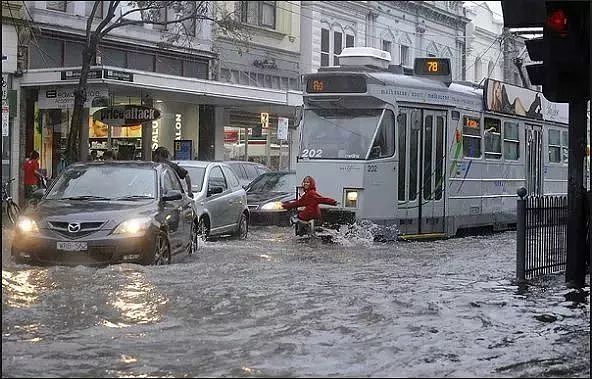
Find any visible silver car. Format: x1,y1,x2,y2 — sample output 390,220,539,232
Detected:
174,161,249,240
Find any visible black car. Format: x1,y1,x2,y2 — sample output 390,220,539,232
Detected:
246,171,297,226
11,161,198,266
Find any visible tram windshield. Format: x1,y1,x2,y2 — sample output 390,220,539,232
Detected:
299,108,383,160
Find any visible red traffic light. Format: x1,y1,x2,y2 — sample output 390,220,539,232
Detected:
547,8,568,37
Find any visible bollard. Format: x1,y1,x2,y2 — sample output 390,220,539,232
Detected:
516,187,527,281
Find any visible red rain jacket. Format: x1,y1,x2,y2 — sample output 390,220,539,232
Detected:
281,176,337,221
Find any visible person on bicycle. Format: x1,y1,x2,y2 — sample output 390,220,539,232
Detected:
22,150,43,199
281,176,337,235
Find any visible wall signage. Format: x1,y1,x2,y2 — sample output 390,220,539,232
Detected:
61,69,102,81
104,69,134,82
38,86,108,109
93,105,161,127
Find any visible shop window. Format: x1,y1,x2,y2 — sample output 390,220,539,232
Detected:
463,116,481,158
484,118,501,160
321,28,330,67
128,51,154,71
241,1,276,29
156,55,182,76
333,31,342,66
63,41,85,67
503,121,520,160
382,40,392,55
548,129,561,163
101,47,127,67
346,34,355,48
30,37,63,68
400,45,409,66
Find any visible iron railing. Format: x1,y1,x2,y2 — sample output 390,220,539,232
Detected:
516,190,568,280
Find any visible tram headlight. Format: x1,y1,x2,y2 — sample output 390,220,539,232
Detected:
344,189,359,208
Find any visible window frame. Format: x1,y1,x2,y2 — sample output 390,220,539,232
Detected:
321,28,330,67
484,117,502,160
503,120,520,161
548,129,562,164
462,115,482,159
241,1,276,29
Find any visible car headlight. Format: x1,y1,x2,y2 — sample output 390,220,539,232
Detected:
344,189,359,208
113,217,152,235
260,201,284,211
16,217,39,233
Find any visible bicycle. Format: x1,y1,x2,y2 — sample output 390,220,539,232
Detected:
2,178,20,224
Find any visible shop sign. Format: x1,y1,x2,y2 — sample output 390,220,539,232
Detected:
260,112,269,129
104,69,134,82
174,114,182,140
174,140,192,160
38,86,108,109
277,117,289,140
61,69,103,81
93,105,161,127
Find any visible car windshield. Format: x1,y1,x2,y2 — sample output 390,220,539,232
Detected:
299,108,383,160
183,166,206,192
46,166,156,200
247,173,297,193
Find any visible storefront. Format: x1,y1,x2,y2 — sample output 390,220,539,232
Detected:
19,66,303,178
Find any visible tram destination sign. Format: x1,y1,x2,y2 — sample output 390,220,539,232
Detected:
306,75,367,94
93,105,160,127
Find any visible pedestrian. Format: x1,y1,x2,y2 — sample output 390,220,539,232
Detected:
22,150,43,199
90,150,98,161
281,175,337,235
102,150,114,160
152,147,193,198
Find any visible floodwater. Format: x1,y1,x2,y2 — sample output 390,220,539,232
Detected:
2,225,590,377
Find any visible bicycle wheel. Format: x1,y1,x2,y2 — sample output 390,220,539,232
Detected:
6,201,20,224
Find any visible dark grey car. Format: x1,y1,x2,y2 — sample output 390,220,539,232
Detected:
11,161,197,266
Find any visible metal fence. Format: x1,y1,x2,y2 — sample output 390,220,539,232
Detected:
516,193,568,280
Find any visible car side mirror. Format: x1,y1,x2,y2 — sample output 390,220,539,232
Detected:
207,186,224,196
162,190,182,202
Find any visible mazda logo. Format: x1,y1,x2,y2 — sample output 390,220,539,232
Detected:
68,223,81,233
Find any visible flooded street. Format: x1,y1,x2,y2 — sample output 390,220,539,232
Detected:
2,225,590,378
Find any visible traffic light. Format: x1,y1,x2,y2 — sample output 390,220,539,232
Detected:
523,1,590,102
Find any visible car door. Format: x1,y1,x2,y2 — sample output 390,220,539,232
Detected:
221,165,245,223
168,168,193,251
162,168,185,251
205,165,232,231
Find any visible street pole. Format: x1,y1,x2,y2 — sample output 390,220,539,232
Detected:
565,100,588,288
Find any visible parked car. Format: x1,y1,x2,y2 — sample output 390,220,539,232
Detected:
224,160,270,188
246,171,297,226
174,160,249,240
11,161,197,266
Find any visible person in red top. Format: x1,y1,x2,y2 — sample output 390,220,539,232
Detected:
23,150,42,199
281,176,337,234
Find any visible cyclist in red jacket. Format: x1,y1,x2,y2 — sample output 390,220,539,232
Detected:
281,176,337,234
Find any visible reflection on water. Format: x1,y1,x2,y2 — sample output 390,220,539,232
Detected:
1,226,589,378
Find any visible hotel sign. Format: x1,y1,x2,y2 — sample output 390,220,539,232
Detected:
93,105,161,127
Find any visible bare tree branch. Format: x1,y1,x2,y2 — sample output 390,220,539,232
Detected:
85,1,101,43
95,1,121,37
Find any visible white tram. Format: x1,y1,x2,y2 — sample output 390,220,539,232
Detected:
295,47,570,239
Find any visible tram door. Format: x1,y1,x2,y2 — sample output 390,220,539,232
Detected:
525,124,543,195
397,108,447,235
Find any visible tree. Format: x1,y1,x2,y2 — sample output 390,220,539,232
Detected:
64,1,250,164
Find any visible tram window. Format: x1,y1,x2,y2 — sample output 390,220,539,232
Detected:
424,116,433,200
484,118,501,160
548,129,561,163
435,116,444,200
462,116,481,158
398,113,407,201
369,110,395,159
503,121,520,160
561,131,569,163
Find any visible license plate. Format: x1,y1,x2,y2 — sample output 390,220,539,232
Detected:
57,241,88,251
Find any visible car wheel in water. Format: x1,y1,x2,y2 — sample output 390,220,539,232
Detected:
189,220,199,256
151,232,171,265
233,213,248,240
197,217,209,241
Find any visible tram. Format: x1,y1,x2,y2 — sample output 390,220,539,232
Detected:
295,47,570,239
